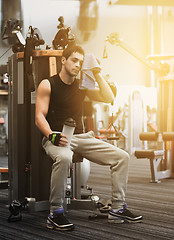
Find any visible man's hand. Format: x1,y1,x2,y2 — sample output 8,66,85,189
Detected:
92,68,101,76
92,59,101,76
49,133,68,147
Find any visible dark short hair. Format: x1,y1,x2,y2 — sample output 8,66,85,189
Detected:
62,45,85,59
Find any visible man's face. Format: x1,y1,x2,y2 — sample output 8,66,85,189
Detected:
62,52,84,77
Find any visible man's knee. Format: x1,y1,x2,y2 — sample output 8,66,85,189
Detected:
115,149,130,164
119,150,129,166
124,151,130,162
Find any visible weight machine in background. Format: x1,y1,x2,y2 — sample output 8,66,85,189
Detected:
104,32,174,182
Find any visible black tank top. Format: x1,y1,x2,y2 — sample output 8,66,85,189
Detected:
46,74,86,134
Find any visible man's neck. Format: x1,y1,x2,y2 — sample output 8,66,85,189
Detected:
59,71,75,85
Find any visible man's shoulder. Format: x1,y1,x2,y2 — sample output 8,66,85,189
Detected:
40,74,59,87
39,78,51,86
37,79,51,93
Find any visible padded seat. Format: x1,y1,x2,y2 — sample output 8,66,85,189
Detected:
134,149,171,183
135,150,164,159
72,152,83,163
0,168,8,189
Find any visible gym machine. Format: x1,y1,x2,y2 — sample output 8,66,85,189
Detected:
135,55,174,183
104,33,174,182
135,60,174,182
8,50,61,210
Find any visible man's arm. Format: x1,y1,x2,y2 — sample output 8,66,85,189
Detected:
35,79,68,146
86,72,115,103
35,79,52,138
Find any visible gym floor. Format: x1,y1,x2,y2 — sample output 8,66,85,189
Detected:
0,155,174,240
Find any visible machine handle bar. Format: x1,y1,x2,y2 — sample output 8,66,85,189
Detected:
139,132,158,141
162,132,174,141
139,132,174,141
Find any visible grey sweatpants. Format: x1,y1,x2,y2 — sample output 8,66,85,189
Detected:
42,131,130,211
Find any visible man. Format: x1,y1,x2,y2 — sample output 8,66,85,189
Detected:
35,45,142,231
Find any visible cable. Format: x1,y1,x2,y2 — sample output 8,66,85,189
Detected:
0,47,12,59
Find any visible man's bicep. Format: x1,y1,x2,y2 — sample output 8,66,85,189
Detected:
86,88,104,102
35,81,50,117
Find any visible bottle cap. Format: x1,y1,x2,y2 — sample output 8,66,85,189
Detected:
64,118,76,127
